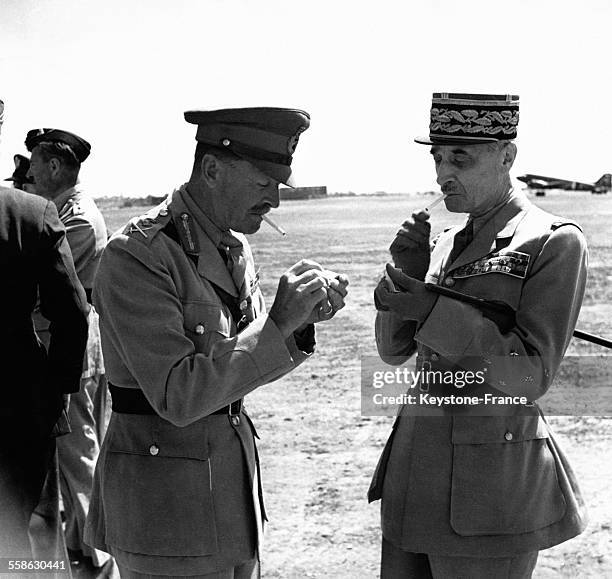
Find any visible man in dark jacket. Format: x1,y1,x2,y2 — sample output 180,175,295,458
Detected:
0,185,89,558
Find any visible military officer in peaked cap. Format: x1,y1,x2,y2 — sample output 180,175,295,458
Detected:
4,154,35,192
370,93,587,578
84,107,348,577
26,128,111,573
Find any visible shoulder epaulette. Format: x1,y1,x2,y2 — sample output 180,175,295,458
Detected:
551,218,583,232
68,198,84,216
121,200,172,244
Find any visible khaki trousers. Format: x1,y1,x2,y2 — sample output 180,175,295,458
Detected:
381,537,539,579
57,374,110,567
117,558,259,579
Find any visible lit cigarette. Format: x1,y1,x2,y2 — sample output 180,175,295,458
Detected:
425,193,448,213
262,214,287,236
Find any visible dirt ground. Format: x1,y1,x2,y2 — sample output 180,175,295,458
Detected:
104,191,612,578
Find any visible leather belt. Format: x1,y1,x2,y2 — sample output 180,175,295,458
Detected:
108,383,243,416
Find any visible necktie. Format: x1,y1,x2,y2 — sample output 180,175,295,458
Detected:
219,231,248,300
448,220,474,264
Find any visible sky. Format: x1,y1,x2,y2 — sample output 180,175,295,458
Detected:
1,0,611,197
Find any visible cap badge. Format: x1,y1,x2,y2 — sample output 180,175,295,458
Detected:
287,126,306,155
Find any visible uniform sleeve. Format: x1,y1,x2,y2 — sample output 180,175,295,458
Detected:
375,312,418,364
37,201,89,394
292,324,316,354
64,214,97,286
415,225,588,400
375,231,446,364
95,237,311,427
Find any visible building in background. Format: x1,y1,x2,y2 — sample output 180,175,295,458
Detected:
280,185,327,200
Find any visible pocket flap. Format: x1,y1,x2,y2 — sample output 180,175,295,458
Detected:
108,414,210,460
182,301,231,337
452,414,549,445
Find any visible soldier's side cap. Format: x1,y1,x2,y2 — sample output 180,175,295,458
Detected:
415,93,519,145
25,128,91,162
184,107,310,186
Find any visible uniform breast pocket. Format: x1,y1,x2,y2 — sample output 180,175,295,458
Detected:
449,415,567,536
182,300,232,354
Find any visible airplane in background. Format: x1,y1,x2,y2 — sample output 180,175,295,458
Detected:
517,173,612,196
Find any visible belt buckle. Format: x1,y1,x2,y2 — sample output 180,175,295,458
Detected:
228,399,243,425
419,361,432,393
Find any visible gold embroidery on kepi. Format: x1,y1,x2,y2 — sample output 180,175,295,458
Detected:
453,250,530,279
415,93,519,145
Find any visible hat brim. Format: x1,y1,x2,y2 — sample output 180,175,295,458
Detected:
414,135,502,146
237,155,296,187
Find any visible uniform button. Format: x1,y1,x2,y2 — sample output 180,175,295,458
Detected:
430,353,439,362
159,208,168,216
195,324,205,335
222,138,231,146
443,277,455,287
149,444,160,456
504,432,513,441
231,416,240,426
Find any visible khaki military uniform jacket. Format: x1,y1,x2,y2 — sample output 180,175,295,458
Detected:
84,187,313,575
370,193,588,557
34,185,107,378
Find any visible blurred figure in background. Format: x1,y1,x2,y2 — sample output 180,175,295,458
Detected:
3,150,69,569
26,128,113,577
0,183,89,560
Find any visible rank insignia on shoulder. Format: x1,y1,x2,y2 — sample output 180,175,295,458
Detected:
453,250,530,279
126,218,154,238
70,202,84,216
551,219,582,232
60,199,83,219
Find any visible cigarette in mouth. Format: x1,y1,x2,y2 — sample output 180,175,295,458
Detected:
424,193,448,213
262,214,287,236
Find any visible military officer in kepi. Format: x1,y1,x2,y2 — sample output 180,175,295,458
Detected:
84,107,349,578
371,93,588,578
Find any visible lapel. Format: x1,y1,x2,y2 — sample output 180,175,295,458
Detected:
427,227,460,284
445,194,532,274
169,190,238,297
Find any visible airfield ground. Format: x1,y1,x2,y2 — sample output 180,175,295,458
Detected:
102,191,612,578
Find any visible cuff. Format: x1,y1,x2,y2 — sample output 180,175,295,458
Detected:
292,324,316,354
